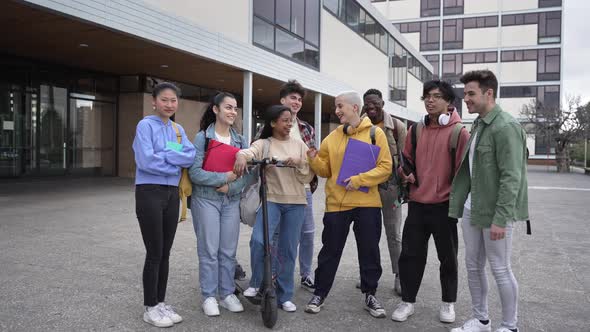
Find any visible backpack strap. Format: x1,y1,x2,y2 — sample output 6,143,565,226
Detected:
449,123,463,180
370,125,376,145
171,121,182,144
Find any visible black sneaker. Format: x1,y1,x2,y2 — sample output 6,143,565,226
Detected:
305,295,325,314
234,264,246,281
301,276,316,292
364,294,386,318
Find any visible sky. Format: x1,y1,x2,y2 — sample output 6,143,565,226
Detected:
563,0,590,104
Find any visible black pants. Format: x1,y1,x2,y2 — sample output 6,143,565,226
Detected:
398,201,458,303
136,184,180,306
314,207,382,298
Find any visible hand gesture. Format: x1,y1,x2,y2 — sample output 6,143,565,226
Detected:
344,177,358,191
307,148,318,159
226,171,238,183
490,224,506,241
234,153,247,177
216,184,229,194
284,157,301,167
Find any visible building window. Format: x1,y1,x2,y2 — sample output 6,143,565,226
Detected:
425,54,440,78
390,41,408,106
539,0,562,8
501,48,560,81
443,19,463,49
463,15,499,29
500,85,560,109
253,0,320,69
539,11,561,44
421,0,441,17
441,52,497,83
395,20,440,51
443,0,464,15
324,0,391,55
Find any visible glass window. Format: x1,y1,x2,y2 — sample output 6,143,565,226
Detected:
275,28,305,60
421,0,441,17
420,20,440,51
539,11,561,44
425,54,439,78
379,26,388,53
304,43,320,68
391,42,407,106
345,0,360,32
324,0,340,15
254,0,275,22
539,0,562,8
443,0,463,15
292,0,305,37
276,0,291,30
538,49,560,81
305,0,320,46
443,19,463,49
365,14,376,44
253,16,274,50
441,54,462,83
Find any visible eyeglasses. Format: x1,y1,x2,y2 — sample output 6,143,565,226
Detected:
421,94,444,101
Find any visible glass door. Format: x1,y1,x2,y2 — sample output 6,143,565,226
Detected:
0,83,23,177
38,85,67,175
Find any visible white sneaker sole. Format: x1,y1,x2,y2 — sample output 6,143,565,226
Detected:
365,307,386,318
143,314,174,328
391,308,414,322
305,305,322,314
220,303,244,313
440,314,456,323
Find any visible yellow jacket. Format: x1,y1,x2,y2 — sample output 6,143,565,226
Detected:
309,117,392,212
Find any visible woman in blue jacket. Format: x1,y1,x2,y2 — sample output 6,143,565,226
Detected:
188,92,250,317
132,82,196,328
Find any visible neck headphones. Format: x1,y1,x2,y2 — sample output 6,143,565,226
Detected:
424,111,452,126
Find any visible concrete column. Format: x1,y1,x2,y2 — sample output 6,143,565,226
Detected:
243,71,253,143
314,92,322,148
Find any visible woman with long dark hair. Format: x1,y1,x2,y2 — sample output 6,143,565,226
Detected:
233,105,314,312
133,82,196,327
188,92,250,316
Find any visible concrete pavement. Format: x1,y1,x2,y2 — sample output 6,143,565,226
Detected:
0,166,589,331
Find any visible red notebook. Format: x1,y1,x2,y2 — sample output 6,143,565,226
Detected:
202,139,240,172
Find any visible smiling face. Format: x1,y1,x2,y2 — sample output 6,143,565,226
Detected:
152,88,178,119
280,92,303,115
334,96,359,125
214,96,238,127
362,94,384,124
272,110,293,138
463,81,493,115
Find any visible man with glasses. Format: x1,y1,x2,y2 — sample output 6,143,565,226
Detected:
391,80,470,324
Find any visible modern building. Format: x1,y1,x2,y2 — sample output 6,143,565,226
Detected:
371,0,563,160
0,0,433,178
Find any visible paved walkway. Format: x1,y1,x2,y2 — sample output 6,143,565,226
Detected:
0,166,589,331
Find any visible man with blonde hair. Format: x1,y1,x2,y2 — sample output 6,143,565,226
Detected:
304,91,392,318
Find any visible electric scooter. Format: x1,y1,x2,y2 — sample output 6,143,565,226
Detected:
234,156,289,328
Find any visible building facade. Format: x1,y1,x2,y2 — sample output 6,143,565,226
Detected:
0,0,433,178
371,0,564,159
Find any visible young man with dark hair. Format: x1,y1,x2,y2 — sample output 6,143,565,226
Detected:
253,79,318,291
450,70,528,332
360,88,407,295
392,80,470,324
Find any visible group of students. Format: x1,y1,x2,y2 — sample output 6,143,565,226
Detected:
132,70,528,332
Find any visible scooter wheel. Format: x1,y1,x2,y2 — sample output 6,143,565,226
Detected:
261,290,277,328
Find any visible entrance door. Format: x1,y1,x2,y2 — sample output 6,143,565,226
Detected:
38,84,67,175
0,83,23,177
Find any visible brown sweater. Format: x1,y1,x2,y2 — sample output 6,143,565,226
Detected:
238,137,314,205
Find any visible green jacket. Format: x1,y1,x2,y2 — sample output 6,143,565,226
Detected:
449,105,529,228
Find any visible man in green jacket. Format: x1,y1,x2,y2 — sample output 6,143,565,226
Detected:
450,70,528,332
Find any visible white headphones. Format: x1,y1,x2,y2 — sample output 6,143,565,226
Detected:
424,112,451,126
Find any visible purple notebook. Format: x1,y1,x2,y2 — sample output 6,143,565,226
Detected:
336,138,381,193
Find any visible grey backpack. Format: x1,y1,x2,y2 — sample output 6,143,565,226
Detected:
239,139,271,227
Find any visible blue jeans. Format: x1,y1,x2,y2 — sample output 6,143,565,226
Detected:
249,202,305,304
299,189,315,277
191,196,240,299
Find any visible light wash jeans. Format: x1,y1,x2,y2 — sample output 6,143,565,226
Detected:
249,202,305,304
299,189,315,277
461,208,519,330
191,195,240,300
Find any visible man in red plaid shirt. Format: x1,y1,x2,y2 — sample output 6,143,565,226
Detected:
254,80,318,292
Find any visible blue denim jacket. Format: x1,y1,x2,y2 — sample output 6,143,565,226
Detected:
189,123,251,201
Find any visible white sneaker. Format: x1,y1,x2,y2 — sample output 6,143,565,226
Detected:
439,302,456,323
157,303,182,324
243,287,259,297
451,318,492,332
495,328,517,332
143,306,174,327
220,294,244,313
280,301,297,312
391,302,414,322
202,297,220,317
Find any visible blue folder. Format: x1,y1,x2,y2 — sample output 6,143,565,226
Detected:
336,138,381,193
